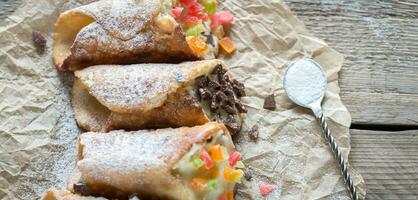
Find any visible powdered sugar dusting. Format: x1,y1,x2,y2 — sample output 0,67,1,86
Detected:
75,0,161,41
75,60,221,113
76,124,222,196
79,129,184,180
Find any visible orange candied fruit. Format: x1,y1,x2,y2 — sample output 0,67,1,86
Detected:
191,178,208,191
218,37,235,54
210,144,224,161
208,165,219,178
223,166,243,183
226,190,234,200
186,36,207,53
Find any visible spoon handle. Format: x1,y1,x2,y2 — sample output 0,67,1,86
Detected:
317,114,359,200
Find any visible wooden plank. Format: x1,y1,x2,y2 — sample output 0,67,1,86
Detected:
286,0,418,125
0,0,21,19
349,129,418,200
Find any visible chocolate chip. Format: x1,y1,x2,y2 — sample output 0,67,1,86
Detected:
243,168,252,181
195,75,208,88
235,101,248,113
224,115,240,134
222,104,237,114
249,125,259,140
198,88,212,100
224,74,231,82
225,98,235,106
212,64,226,75
32,31,46,54
232,80,246,97
215,91,228,102
208,80,221,91
73,183,89,195
210,95,219,111
263,94,276,111
223,88,235,98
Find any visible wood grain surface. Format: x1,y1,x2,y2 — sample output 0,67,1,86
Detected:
1,0,418,199
0,0,21,19
286,0,418,126
350,129,418,200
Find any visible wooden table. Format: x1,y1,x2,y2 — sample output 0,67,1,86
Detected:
1,0,417,199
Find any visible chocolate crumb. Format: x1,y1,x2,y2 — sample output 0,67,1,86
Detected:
243,168,252,180
32,31,46,54
208,80,221,91
73,183,89,195
235,101,247,113
263,94,276,111
225,115,240,134
222,104,237,114
224,74,231,83
217,68,228,84
249,125,259,140
223,88,235,98
213,64,226,75
198,88,212,100
232,80,246,97
195,75,208,88
210,95,219,111
215,91,228,102
222,84,234,94
225,98,235,106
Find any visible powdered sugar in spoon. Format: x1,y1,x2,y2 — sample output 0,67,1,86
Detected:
283,58,358,200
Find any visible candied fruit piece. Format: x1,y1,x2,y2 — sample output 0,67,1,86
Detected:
207,179,217,191
224,167,243,183
203,0,217,14
187,36,207,53
180,0,197,7
171,7,184,18
228,151,241,166
186,24,206,36
191,178,208,191
191,157,204,169
259,181,276,196
199,148,214,169
218,37,235,54
210,145,224,161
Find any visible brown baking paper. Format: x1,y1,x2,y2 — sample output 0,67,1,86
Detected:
0,0,365,199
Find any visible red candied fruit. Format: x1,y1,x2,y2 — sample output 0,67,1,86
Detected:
228,151,241,166
200,148,214,169
180,0,197,7
182,15,201,25
259,181,276,197
210,10,234,29
171,7,184,18
188,3,204,15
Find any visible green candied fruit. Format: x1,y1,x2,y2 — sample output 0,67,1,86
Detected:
186,24,206,36
192,157,204,168
203,0,217,15
207,179,218,191
233,161,245,169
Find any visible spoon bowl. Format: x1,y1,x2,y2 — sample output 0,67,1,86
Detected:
283,58,327,117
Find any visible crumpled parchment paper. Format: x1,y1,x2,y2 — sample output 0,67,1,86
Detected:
0,0,366,199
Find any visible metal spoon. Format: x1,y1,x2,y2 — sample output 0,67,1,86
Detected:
283,58,358,200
